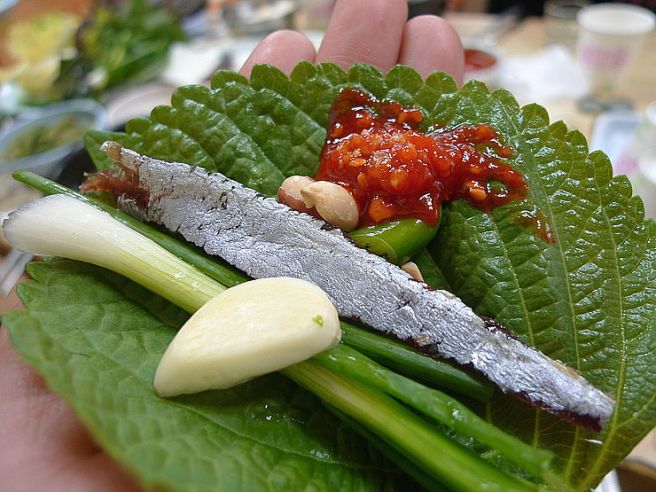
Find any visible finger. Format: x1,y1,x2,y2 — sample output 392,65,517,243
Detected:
316,0,408,72
0,328,93,464
0,328,140,491
240,30,316,77
399,16,464,84
51,453,141,492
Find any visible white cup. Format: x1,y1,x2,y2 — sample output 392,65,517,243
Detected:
633,146,656,219
576,4,655,96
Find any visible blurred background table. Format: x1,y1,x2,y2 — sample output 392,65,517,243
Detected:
445,11,656,140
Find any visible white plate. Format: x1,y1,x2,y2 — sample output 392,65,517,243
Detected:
105,83,176,128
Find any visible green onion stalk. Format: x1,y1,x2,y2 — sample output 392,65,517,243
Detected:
9,170,559,490
340,323,492,402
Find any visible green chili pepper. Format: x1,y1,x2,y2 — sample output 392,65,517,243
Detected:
348,217,440,265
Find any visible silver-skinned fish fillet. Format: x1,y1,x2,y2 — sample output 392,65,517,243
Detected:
101,141,614,430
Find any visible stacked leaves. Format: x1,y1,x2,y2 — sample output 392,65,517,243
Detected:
6,63,656,491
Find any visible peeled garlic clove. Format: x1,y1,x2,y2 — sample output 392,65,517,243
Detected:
154,277,341,397
301,181,359,232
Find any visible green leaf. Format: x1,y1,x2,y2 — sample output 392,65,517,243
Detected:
4,258,415,492
69,62,656,488
426,96,656,490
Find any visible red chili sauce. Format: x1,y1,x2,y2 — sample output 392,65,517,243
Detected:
464,48,497,72
316,88,528,228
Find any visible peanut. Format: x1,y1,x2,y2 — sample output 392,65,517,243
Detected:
301,181,359,232
401,261,424,282
278,176,316,213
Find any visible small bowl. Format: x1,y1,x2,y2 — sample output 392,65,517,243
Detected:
0,99,105,179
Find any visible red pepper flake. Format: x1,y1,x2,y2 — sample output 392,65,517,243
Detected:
368,197,395,223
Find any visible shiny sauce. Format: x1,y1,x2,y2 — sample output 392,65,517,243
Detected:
316,88,529,228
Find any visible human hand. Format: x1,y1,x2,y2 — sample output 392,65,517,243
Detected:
0,1,463,490
0,325,141,491
241,0,463,82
